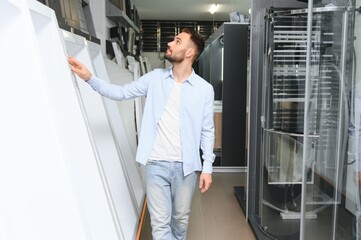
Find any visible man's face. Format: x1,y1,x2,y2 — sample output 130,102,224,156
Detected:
164,32,194,63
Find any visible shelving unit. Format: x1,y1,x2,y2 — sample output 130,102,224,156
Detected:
106,0,140,34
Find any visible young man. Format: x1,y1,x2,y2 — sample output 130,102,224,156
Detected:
68,28,215,240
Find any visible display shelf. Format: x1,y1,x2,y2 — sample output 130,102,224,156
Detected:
267,5,354,18
58,21,101,44
264,128,319,138
43,0,100,44
106,0,140,34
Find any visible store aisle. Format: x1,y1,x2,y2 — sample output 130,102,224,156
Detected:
187,172,256,240
140,173,256,240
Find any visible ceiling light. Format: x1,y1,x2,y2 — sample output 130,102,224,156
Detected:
209,4,218,14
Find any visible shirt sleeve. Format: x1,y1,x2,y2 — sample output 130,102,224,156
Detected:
201,85,216,174
86,73,150,100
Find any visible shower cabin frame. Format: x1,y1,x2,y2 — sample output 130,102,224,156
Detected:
247,1,356,239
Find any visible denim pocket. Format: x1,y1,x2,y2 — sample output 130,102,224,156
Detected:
146,159,158,166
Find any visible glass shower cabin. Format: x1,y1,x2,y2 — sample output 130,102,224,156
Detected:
259,5,355,240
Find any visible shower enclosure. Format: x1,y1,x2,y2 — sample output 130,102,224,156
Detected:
247,1,359,239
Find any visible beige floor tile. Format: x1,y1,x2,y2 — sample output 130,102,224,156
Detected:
205,226,240,240
206,225,256,240
188,173,256,240
201,200,244,218
190,204,202,218
203,216,218,226
215,216,246,229
186,219,207,240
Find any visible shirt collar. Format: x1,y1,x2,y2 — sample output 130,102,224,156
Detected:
163,67,196,86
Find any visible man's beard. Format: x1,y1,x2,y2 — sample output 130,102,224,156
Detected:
164,49,184,63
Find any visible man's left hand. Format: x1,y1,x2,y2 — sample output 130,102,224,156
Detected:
199,173,212,193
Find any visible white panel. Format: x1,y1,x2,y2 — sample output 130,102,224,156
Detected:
26,3,124,240
104,58,139,158
112,41,127,67
131,62,147,187
105,57,147,186
139,55,147,75
0,1,87,239
88,42,145,212
62,31,138,240
133,62,145,136
105,56,147,187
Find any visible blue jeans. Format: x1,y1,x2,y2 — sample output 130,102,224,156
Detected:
145,160,197,240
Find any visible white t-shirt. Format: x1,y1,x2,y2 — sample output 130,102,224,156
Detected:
149,82,182,161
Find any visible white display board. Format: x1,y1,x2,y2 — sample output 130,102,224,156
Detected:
104,59,139,159
0,1,145,239
87,41,145,213
112,41,127,67
62,30,139,240
0,1,121,239
132,61,145,137
0,1,87,239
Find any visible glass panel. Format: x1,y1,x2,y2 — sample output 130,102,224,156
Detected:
302,4,355,240
352,2,361,240
260,9,308,239
260,4,356,239
265,132,314,185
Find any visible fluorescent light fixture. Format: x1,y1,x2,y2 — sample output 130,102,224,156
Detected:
209,4,218,14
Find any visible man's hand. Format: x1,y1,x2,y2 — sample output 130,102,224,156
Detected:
199,173,212,193
68,56,92,81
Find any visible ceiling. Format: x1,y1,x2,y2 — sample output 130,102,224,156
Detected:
131,0,252,22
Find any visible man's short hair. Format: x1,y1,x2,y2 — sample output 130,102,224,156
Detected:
181,28,205,61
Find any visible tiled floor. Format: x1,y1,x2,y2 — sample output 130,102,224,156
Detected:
140,172,256,240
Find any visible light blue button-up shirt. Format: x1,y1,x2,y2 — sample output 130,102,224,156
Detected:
87,67,215,176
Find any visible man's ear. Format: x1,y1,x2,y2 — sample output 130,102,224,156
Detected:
185,48,196,59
